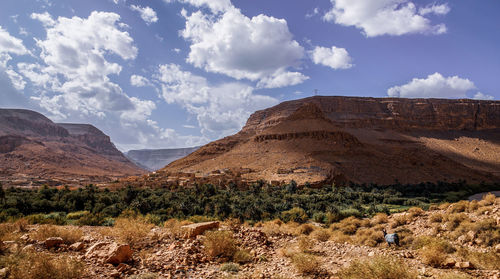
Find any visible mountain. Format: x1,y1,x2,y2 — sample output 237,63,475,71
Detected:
151,96,500,187
125,147,199,171
0,109,145,185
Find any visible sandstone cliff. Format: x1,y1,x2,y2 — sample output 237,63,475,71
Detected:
159,96,500,186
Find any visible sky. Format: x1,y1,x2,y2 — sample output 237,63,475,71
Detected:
0,0,499,151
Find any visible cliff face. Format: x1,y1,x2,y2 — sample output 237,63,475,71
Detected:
0,109,145,182
159,96,500,186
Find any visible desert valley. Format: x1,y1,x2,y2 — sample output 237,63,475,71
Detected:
1,0,499,278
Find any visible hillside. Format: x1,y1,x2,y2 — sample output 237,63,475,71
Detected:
158,96,500,186
0,109,145,185
126,147,199,171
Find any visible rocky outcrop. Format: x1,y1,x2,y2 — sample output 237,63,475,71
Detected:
0,109,144,183
181,221,219,238
158,96,500,186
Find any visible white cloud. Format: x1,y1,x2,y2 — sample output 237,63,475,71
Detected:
0,26,28,55
130,75,150,87
257,71,309,89
306,7,320,18
473,92,494,100
419,3,450,16
309,45,353,70
164,0,232,13
387,73,476,98
180,5,307,88
5,68,26,90
130,5,158,25
324,0,449,37
30,12,56,27
155,63,278,137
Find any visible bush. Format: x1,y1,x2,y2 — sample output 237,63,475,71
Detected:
456,248,500,270
415,237,455,267
354,228,385,247
220,262,240,272
310,228,331,242
429,213,443,223
106,217,153,247
233,250,252,264
66,211,89,220
478,193,496,206
337,256,417,279
203,230,237,260
297,236,314,253
75,213,106,226
163,219,192,239
407,207,424,218
371,213,389,225
330,216,363,235
290,253,323,275
30,225,82,244
280,207,308,223
296,224,315,235
0,251,84,279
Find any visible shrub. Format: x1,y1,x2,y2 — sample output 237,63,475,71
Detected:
297,236,314,253
26,213,67,225
354,228,385,247
260,220,281,237
0,251,84,279
456,248,500,270
329,230,351,243
429,213,443,223
478,193,496,206
296,224,315,235
203,230,237,260
30,225,82,244
66,211,90,220
107,217,153,247
312,212,326,223
290,253,323,275
233,250,253,264
75,213,106,226
337,256,417,279
412,236,455,253
390,214,410,228
371,213,389,225
310,228,331,242
415,237,455,267
407,207,424,218
163,219,192,239
330,216,363,235
280,207,308,223
220,262,240,273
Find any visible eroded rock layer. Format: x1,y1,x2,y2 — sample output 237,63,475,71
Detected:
158,97,500,186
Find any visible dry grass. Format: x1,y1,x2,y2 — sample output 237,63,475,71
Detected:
429,213,443,223
478,193,496,207
104,217,154,246
329,230,351,243
353,227,385,247
163,219,192,239
233,249,253,264
310,228,331,242
451,217,499,246
414,236,455,267
456,248,500,270
390,214,411,228
437,272,472,279
407,207,424,218
444,213,467,230
203,230,237,260
31,225,82,244
337,256,417,279
448,200,468,213
289,253,323,275
297,236,314,253
0,220,29,242
371,213,389,225
330,216,365,235
0,251,84,279
296,224,315,235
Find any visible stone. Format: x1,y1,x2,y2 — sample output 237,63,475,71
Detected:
45,237,63,248
0,267,8,279
368,251,375,257
466,230,476,240
69,242,85,251
109,271,121,278
20,234,30,242
443,258,456,268
181,221,219,238
455,261,473,269
495,243,500,253
106,243,133,264
474,238,484,245
22,244,35,252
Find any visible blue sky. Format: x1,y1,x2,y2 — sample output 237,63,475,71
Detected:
0,0,498,150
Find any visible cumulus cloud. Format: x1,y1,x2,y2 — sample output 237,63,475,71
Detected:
178,3,307,88
30,12,56,27
387,73,477,98
309,45,353,70
163,0,232,13
473,92,494,100
324,0,449,37
130,75,151,87
154,63,279,137
0,26,28,55
130,5,158,25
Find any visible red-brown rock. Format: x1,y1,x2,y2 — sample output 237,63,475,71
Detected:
182,221,219,238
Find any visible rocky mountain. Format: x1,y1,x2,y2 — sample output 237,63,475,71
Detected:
125,147,199,171
0,109,145,184
157,96,500,186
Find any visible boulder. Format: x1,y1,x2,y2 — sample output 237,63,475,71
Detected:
455,261,474,269
181,221,219,238
443,258,456,268
45,237,63,248
69,241,85,251
85,242,132,264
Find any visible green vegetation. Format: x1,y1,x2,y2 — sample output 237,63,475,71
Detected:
0,181,497,225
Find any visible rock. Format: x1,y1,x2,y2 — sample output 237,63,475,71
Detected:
109,271,121,278
69,242,85,251
22,244,35,252
368,251,375,257
443,258,456,268
0,267,8,279
85,242,132,264
1,241,18,253
474,238,483,245
45,237,64,248
20,234,30,242
457,235,466,244
495,243,500,253
106,243,132,264
455,261,474,269
181,221,219,238
466,230,476,240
